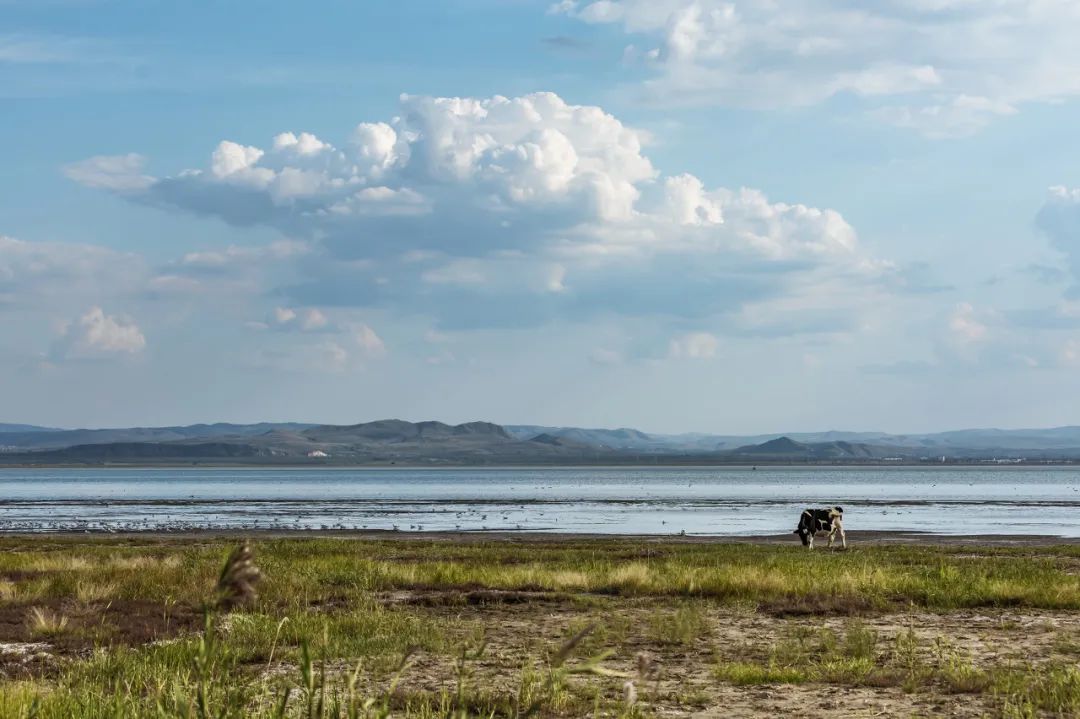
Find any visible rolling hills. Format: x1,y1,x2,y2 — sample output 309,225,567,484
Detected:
3,419,1080,465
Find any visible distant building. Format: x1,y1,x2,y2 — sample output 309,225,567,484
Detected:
306,450,329,458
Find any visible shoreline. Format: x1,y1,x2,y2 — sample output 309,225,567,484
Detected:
5,528,1080,546
3,462,1080,470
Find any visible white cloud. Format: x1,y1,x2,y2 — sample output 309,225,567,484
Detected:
63,153,154,192
55,306,145,359
0,234,143,307
555,0,1080,136
72,92,656,237
175,240,309,274
270,306,330,332
1037,186,1080,286
210,140,268,180
68,91,888,333
244,319,384,373
948,302,988,344
302,308,328,330
353,324,386,357
668,331,719,359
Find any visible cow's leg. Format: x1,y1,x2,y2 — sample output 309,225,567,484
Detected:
807,532,814,550
838,521,846,550
827,527,835,548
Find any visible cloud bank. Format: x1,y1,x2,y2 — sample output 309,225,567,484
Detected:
554,0,1080,136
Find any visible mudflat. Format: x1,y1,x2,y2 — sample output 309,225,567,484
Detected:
8,528,1080,545
1,534,1079,717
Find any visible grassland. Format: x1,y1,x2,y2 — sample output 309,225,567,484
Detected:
1,535,1080,717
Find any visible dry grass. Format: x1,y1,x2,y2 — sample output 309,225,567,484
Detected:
75,580,119,603
27,606,69,638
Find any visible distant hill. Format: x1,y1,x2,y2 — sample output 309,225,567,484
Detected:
0,422,318,450
305,420,508,444
506,425,662,450
0,423,61,433
7,419,1080,465
2,419,617,466
729,436,897,460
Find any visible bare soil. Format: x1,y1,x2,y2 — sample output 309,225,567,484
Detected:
0,599,201,677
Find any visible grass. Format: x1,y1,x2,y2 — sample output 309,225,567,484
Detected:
714,619,1080,715
1,536,1079,717
27,607,69,638
647,603,710,646
3,538,1080,611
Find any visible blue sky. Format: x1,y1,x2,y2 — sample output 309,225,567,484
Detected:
5,0,1080,434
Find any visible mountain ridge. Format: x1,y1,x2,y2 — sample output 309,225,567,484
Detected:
5,420,1080,465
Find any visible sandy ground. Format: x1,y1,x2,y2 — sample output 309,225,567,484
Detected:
361,590,1080,718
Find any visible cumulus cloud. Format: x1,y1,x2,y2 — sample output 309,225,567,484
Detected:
554,0,1080,136
68,91,888,333
53,306,145,359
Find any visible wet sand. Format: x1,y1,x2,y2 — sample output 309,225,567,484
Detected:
6,528,1080,546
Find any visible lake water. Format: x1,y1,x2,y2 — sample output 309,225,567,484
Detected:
1,466,1079,536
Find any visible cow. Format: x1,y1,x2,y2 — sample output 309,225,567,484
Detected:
794,506,845,550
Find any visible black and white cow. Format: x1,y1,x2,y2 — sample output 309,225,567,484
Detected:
794,506,845,550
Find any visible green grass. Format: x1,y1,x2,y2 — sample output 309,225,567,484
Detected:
3,538,1079,611
2,536,1080,717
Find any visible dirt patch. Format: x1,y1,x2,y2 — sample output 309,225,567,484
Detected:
0,599,202,660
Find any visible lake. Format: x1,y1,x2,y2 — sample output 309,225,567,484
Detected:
2,466,1079,536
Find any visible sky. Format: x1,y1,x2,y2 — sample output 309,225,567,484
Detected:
4,0,1080,434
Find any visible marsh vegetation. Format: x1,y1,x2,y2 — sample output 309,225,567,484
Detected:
1,536,1079,717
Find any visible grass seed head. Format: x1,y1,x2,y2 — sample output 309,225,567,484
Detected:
216,542,262,610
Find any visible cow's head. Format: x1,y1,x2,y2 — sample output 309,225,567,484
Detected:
796,528,810,546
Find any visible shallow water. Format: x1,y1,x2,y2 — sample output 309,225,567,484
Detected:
1,466,1079,536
